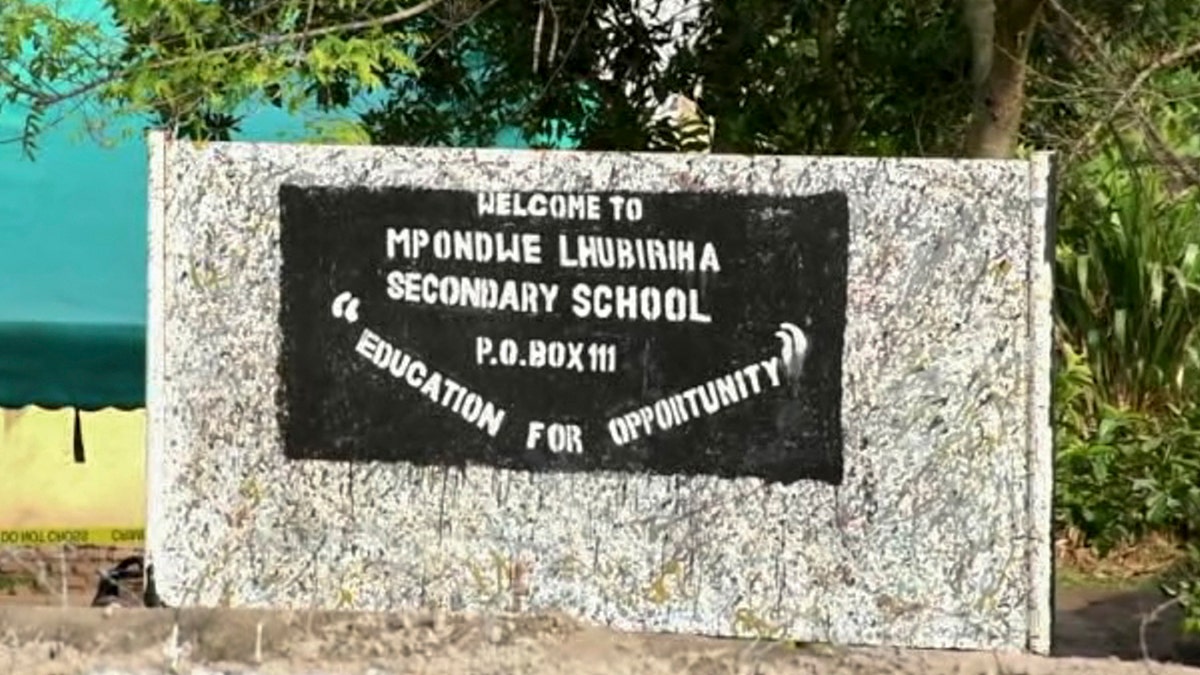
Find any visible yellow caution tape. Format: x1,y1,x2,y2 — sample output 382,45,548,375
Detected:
0,527,145,547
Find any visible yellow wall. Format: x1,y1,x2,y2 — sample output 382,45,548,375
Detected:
0,407,146,545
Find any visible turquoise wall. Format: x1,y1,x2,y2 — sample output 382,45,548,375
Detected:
0,98,335,408
0,0,566,408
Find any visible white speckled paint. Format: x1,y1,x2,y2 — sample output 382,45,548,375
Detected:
144,132,1056,653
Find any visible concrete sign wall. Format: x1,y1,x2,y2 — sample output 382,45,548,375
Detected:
145,132,1057,654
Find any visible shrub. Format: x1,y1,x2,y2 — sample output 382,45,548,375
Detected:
1054,345,1200,550
1054,136,1200,414
1052,127,1200,633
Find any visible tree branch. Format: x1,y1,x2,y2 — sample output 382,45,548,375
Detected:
301,0,317,52
816,0,854,152
963,0,994,88
1135,105,1200,190
1072,39,1200,158
0,68,49,101
524,0,597,117
1139,596,1182,662
1044,0,1104,64
416,0,503,65
1007,0,1046,33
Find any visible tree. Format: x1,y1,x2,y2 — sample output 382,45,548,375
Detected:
962,0,1046,158
357,0,686,150
335,0,1198,166
0,0,444,155
5,0,1199,164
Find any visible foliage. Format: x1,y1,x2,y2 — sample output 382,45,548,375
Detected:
6,0,1198,160
1053,120,1200,632
0,0,435,154
333,0,1200,165
652,0,972,156
348,0,978,155
1054,345,1200,550
1054,130,1200,412
1028,1,1200,180
356,0,671,150
301,117,374,145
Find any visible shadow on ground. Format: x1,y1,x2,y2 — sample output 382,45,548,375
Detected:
1054,583,1200,665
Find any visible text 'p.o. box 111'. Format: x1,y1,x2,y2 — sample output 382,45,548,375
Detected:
145,133,1057,654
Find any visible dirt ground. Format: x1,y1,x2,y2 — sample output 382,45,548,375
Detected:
1,546,1199,675
0,545,136,608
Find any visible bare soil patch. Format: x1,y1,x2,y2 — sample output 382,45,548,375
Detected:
1056,531,1188,585
0,601,1198,675
0,545,135,607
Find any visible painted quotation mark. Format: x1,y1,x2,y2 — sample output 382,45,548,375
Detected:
331,291,361,324
774,322,808,381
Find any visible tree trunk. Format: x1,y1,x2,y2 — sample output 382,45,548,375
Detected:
816,0,855,153
963,0,1046,158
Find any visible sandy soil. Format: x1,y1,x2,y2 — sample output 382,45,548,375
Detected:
0,586,1198,675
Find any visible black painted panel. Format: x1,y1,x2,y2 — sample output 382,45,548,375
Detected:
277,185,849,485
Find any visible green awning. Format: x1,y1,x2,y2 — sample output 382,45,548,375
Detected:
0,323,144,409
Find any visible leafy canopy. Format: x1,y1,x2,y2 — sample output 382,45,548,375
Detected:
0,0,438,155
